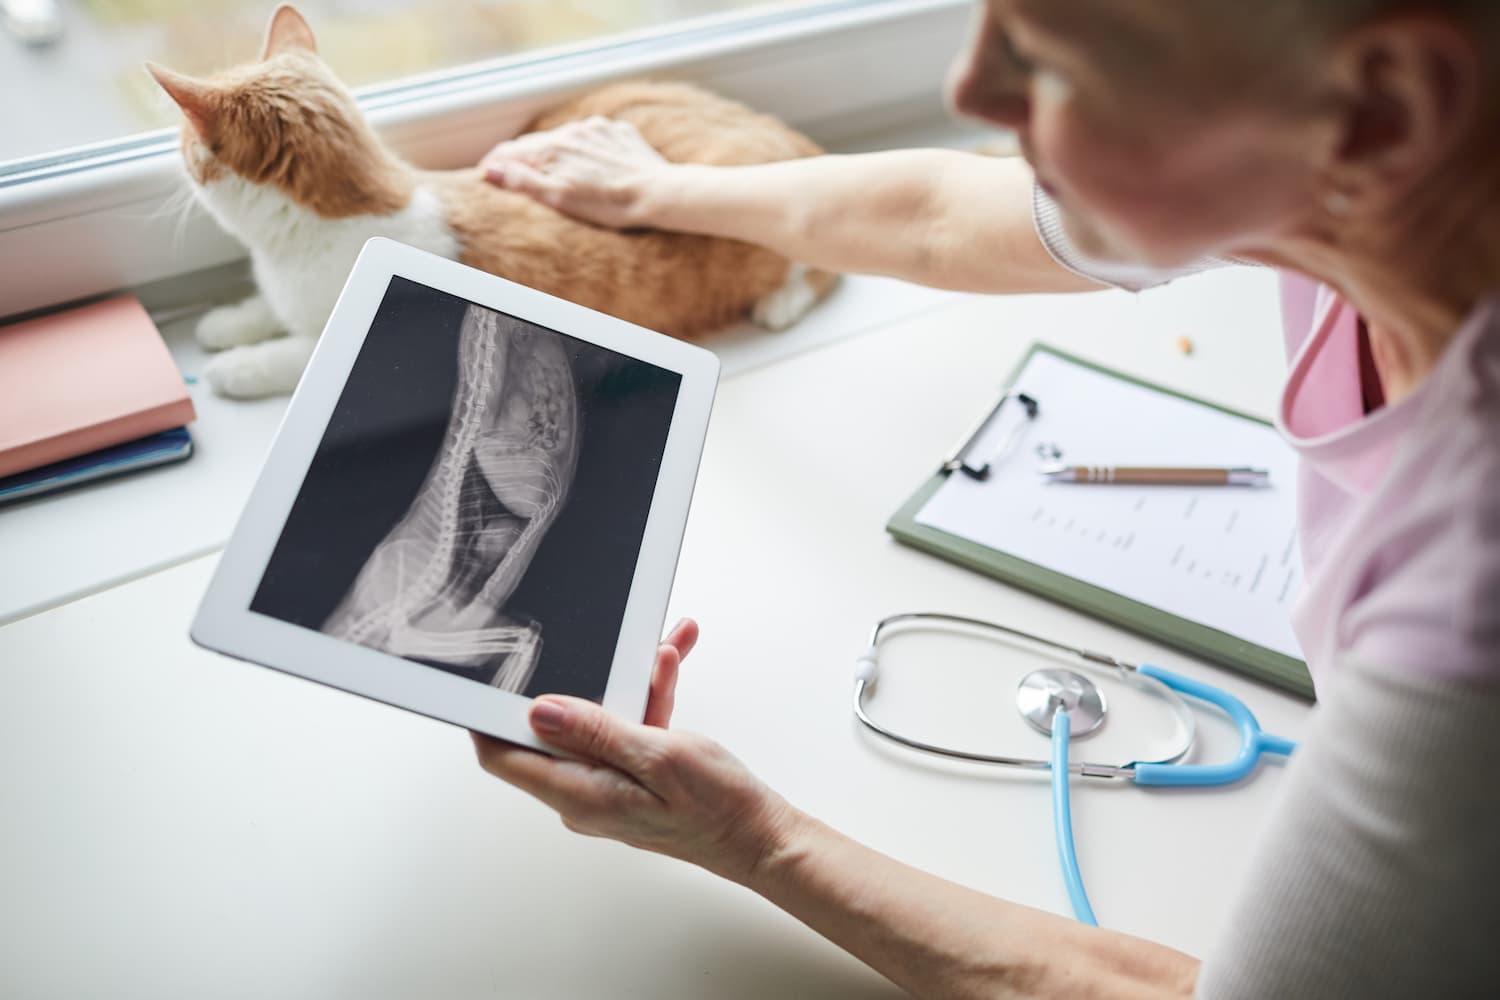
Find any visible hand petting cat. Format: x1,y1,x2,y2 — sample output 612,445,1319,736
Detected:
482,116,670,230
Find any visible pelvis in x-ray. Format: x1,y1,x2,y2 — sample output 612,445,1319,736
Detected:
322,305,581,692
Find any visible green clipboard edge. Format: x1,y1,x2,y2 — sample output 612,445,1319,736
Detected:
886,343,1315,701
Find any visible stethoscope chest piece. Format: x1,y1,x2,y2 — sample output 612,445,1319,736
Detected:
1016,668,1107,738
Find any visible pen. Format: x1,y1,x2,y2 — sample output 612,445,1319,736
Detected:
1040,464,1270,486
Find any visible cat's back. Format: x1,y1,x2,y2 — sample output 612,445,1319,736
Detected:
430,80,833,338
529,80,822,166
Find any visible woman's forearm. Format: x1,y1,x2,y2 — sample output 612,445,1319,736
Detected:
633,149,1100,294
746,807,1199,1000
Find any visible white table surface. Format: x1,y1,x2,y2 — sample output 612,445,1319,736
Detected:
0,266,1314,999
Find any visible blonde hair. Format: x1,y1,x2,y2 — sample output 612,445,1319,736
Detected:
1226,0,1500,63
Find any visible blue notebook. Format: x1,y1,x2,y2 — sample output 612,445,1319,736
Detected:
0,427,193,505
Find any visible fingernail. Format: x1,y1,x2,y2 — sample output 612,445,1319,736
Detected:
672,617,689,633
532,700,567,734
485,166,505,181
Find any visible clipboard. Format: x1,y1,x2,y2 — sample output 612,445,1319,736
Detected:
887,343,1314,699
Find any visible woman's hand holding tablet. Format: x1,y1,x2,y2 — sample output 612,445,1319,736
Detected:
469,616,795,882
191,238,720,751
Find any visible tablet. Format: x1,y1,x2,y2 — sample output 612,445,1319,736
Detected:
191,238,720,751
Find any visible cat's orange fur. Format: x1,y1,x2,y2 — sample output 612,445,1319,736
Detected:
149,5,836,340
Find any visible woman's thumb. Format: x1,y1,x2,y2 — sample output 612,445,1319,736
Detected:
530,696,637,769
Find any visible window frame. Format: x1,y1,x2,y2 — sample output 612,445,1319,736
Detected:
0,0,969,320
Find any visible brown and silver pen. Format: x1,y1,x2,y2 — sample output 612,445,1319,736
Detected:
1040,464,1270,486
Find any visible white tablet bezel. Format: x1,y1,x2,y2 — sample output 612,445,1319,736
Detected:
191,237,720,751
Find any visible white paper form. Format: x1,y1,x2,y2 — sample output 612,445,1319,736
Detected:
916,350,1305,659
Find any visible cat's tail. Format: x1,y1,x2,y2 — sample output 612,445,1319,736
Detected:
750,263,841,331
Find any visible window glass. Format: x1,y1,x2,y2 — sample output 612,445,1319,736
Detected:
0,0,843,169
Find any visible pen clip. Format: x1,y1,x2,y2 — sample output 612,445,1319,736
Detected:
941,391,1040,481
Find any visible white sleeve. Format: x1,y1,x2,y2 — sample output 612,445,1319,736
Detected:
1032,185,1235,291
1194,660,1500,999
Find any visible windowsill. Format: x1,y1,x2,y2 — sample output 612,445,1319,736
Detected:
0,112,997,626
0,0,972,320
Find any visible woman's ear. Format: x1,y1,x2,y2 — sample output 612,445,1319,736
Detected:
1320,13,1482,212
145,63,220,139
262,4,318,60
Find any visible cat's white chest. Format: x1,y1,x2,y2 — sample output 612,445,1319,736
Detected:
201,176,458,338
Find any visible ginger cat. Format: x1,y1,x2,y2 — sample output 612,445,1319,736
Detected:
148,4,836,398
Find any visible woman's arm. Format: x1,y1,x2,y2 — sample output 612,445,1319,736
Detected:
752,810,1198,1000
473,620,1198,1000
636,152,1097,294
481,120,1100,294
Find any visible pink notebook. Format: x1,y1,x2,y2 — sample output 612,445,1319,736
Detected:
0,296,197,479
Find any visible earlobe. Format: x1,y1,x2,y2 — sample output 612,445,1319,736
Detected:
262,3,318,60
145,62,217,137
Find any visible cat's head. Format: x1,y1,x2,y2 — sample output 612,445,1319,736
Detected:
147,5,409,235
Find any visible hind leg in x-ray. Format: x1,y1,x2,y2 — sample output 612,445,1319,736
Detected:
322,305,581,692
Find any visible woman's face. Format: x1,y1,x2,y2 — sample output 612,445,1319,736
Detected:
949,0,1328,268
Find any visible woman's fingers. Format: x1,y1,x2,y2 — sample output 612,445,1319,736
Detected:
643,642,681,729
528,695,673,783
471,732,590,799
644,619,697,728
482,122,603,178
471,733,659,819
479,116,668,228
485,161,569,206
663,617,700,659
480,126,572,168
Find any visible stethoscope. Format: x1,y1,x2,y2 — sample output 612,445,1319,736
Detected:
853,612,1297,927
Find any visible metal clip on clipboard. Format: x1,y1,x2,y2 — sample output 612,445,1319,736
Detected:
940,391,1040,481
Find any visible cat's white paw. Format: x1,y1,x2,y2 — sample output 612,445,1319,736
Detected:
203,336,316,399
196,295,283,351
751,263,820,331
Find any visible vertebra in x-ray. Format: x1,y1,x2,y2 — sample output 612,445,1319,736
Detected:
322,305,580,692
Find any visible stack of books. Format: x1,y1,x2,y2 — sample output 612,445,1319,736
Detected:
0,295,196,505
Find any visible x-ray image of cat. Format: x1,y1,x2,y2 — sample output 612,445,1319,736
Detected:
321,305,580,692
147,5,837,399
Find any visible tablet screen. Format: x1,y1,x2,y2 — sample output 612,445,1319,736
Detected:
249,276,682,702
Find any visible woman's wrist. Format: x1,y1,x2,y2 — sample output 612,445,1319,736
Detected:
628,163,714,232
696,784,806,888
735,794,818,891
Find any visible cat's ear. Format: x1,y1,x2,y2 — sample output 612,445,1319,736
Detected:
262,4,318,60
146,63,220,138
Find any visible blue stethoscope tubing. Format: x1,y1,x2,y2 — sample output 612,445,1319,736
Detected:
853,612,1298,927
1050,707,1098,925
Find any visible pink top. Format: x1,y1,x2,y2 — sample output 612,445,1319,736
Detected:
1277,273,1500,686
1033,188,1498,688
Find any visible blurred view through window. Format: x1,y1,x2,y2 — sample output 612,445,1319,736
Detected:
0,0,832,168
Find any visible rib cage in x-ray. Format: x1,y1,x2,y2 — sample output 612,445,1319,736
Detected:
322,305,581,692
